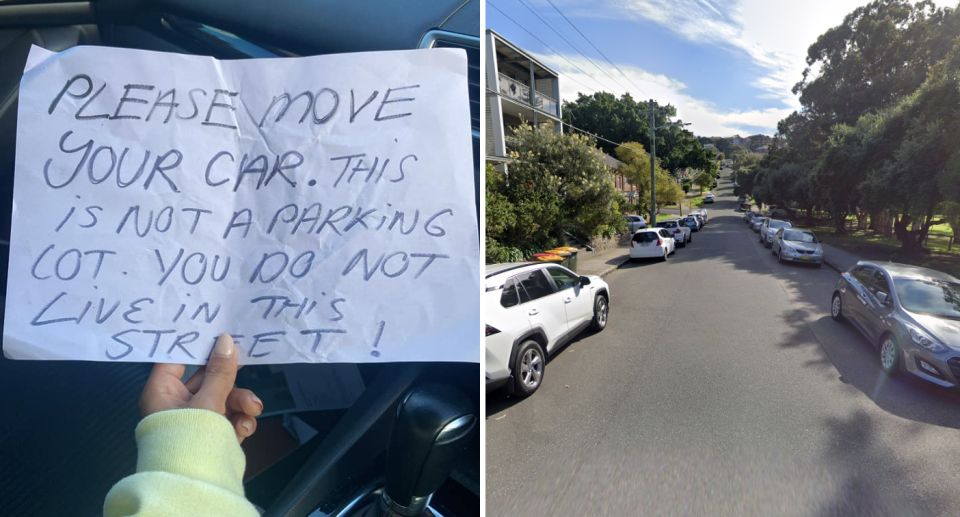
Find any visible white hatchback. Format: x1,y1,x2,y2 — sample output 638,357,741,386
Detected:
630,228,676,261
485,263,610,397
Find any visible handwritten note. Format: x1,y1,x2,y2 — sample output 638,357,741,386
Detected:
3,45,479,364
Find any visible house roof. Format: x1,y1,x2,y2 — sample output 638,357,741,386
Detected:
600,152,622,170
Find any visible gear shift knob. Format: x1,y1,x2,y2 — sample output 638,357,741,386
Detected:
382,384,476,516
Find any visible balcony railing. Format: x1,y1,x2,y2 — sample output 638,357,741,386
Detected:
498,73,558,116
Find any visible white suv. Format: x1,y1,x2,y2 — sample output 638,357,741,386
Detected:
485,263,610,397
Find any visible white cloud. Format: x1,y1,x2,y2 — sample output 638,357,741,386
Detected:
562,0,955,109
536,51,793,136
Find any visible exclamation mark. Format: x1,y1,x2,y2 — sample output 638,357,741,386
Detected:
370,320,386,358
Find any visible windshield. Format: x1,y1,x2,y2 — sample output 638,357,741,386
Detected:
633,231,658,242
657,221,678,228
769,221,791,229
895,278,960,318
783,230,817,243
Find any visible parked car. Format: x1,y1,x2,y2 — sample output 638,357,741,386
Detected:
772,228,823,267
767,205,796,218
625,214,648,233
695,209,709,224
687,213,703,230
744,212,758,224
705,193,715,203
656,219,691,246
680,217,699,236
630,228,676,261
752,217,769,233
831,262,960,387
760,219,793,247
486,262,610,397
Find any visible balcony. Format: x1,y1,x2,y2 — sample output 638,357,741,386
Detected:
498,73,558,117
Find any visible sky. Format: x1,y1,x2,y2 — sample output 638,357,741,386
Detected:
486,0,955,137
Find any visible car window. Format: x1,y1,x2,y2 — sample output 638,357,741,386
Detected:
783,230,816,243
660,229,671,238
769,221,792,229
633,231,658,242
500,277,521,308
546,267,580,291
895,278,960,318
657,221,678,228
516,270,555,303
851,266,876,286
868,272,892,300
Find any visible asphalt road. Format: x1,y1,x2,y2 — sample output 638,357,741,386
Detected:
486,171,960,516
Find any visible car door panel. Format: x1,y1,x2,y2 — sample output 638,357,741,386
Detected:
861,271,894,343
844,266,876,336
515,270,568,353
545,266,594,330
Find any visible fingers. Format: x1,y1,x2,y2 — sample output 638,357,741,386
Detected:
231,413,258,444
190,334,238,413
226,388,263,417
185,364,244,394
140,363,187,417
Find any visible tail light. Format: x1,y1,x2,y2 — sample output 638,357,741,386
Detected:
630,240,634,248
673,230,681,234
656,238,662,246
485,324,500,337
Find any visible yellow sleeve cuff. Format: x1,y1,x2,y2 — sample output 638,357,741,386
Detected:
135,408,246,496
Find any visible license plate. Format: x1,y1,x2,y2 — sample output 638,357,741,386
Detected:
800,256,810,260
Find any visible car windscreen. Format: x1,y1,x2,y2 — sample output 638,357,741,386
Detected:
681,219,696,224
633,232,659,242
768,221,792,229
656,222,678,228
783,230,816,243
895,278,960,319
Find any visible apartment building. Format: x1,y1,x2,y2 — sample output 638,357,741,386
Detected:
484,29,562,170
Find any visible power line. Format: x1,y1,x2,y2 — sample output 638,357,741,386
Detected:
546,0,651,99
514,0,635,96
487,1,602,94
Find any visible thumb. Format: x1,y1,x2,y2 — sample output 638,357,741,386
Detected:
190,334,239,413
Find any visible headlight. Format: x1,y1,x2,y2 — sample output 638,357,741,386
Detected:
907,325,946,353
813,248,823,255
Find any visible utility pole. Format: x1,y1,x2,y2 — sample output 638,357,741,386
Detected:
640,99,691,226
648,99,656,226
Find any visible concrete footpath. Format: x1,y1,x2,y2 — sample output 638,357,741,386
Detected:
574,245,631,278
821,243,860,273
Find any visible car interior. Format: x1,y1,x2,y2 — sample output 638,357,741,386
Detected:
0,1,480,516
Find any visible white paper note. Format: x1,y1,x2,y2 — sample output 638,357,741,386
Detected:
4,45,479,364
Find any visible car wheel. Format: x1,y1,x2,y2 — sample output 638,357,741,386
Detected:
778,251,784,263
764,238,772,248
513,340,545,397
831,292,844,321
688,234,692,243
662,249,668,262
591,294,608,332
879,334,901,376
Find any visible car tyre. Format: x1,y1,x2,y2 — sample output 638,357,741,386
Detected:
661,249,668,262
764,238,772,248
879,334,901,376
830,292,844,321
513,340,545,397
591,294,608,332
778,251,784,263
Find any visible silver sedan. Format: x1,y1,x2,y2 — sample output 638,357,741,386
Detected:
771,228,823,267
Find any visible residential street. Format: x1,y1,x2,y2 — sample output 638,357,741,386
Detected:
486,175,960,516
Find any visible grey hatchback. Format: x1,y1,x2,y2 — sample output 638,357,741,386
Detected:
831,261,960,388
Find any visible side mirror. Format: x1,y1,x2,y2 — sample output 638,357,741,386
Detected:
877,292,889,306
579,276,591,286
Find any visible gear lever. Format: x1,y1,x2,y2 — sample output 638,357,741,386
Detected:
345,383,476,517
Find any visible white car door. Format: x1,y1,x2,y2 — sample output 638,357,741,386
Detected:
514,269,569,352
544,266,594,331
